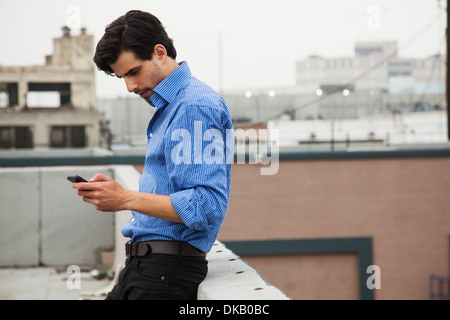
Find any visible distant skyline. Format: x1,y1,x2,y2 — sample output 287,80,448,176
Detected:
0,0,446,98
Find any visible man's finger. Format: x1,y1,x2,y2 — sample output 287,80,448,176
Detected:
89,173,110,182
73,181,96,190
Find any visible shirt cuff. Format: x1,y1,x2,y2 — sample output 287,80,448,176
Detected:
170,188,208,231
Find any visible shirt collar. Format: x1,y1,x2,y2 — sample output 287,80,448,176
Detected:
150,61,192,109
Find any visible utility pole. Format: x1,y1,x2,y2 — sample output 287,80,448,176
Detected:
447,0,449,140
218,31,224,97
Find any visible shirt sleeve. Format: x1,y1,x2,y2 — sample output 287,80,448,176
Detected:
165,102,233,231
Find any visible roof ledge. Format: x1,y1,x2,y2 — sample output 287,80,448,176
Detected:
198,241,290,300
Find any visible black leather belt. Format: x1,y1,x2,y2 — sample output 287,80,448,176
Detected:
125,240,205,258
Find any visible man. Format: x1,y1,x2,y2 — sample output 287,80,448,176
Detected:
72,10,233,300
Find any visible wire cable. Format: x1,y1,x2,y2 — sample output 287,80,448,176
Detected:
245,9,445,126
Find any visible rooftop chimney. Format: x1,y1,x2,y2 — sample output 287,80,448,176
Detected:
62,26,71,38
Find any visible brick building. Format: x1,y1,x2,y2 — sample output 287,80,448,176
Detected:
218,152,450,299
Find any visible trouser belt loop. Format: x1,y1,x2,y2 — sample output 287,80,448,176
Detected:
177,242,183,260
125,240,132,257
134,242,139,257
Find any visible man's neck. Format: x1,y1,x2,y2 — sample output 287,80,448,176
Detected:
163,57,180,78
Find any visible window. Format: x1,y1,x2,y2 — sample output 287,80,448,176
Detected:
0,126,33,149
26,91,60,108
0,92,8,108
0,127,12,148
50,126,86,148
388,71,412,77
15,127,33,148
0,82,18,107
28,82,71,107
71,126,86,147
50,127,66,148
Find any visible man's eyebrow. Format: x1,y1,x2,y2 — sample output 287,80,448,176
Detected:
116,66,140,78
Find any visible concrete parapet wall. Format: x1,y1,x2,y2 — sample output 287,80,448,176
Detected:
0,164,288,299
198,241,290,300
0,166,115,268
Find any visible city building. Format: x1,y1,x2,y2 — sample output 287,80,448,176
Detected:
295,40,445,118
0,26,107,149
224,41,445,124
296,40,445,95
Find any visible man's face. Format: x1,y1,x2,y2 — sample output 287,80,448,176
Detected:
110,50,165,103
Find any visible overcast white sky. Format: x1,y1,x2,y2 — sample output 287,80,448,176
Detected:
0,0,446,98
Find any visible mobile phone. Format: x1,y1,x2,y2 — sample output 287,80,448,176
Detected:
67,175,88,183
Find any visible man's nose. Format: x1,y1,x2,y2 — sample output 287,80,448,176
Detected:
124,77,138,93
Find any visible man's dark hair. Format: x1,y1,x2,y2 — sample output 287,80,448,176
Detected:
93,10,177,75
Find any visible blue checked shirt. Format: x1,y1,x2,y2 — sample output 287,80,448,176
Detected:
121,62,233,253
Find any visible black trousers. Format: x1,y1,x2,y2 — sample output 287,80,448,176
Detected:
105,253,208,300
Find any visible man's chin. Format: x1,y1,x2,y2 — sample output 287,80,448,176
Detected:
143,96,152,103
141,92,153,103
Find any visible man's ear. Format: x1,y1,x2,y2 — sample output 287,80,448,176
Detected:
153,44,167,62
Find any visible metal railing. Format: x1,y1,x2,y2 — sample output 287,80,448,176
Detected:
430,274,450,300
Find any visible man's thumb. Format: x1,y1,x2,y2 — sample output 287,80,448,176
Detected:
89,173,109,182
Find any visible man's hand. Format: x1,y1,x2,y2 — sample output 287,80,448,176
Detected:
72,172,183,223
72,173,130,212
